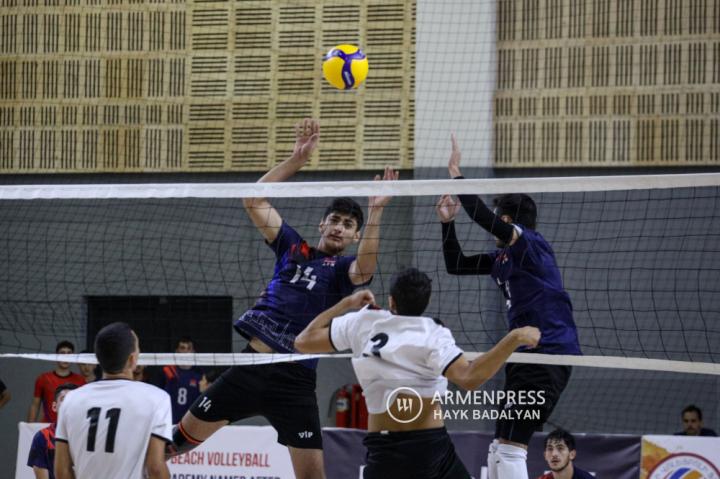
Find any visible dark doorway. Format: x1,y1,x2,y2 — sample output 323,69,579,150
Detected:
86,296,233,354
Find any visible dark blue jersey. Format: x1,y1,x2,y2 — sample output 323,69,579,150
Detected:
234,222,363,367
442,218,581,355
539,466,594,479
27,424,56,479
162,365,203,424
490,226,581,354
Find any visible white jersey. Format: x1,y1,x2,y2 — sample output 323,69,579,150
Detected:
330,306,464,413
56,379,172,479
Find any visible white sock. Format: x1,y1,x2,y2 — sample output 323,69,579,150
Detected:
496,443,528,479
486,439,499,479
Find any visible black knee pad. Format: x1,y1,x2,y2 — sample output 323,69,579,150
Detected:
165,424,203,459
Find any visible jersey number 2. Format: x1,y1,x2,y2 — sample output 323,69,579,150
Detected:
367,333,389,357
86,407,121,453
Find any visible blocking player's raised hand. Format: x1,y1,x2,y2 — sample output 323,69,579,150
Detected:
368,166,400,210
436,194,461,223
292,118,320,165
448,133,463,178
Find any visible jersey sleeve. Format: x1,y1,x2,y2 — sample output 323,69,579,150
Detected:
336,256,368,294
427,326,464,377
266,222,303,259
33,374,43,398
26,432,48,469
55,402,69,442
329,311,362,352
151,391,173,442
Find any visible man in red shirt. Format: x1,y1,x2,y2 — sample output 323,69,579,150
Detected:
536,429,594,479
27,341,85,423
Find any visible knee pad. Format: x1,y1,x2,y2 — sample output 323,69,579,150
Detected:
496,443,528,479
165,423,204,459
486,439,499,479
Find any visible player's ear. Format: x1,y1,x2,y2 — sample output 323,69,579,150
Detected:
388,296,396,314
318,220,325,235
569,450,577,461
352,228,361,243
52,401,58,413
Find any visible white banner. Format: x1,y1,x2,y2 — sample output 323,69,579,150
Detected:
16,422,47,479
167,425,294,478
641,435,720,479
17,424,294,479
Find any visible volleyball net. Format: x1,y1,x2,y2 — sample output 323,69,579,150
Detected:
1,172,719,433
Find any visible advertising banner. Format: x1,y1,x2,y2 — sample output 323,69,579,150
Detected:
16,424,294,479
641,435,720,479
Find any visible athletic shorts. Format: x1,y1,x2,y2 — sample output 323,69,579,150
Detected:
362,427,471,479
495,363,572,445
188,346,322,449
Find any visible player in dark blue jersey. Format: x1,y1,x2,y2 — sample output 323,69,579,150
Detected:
26,383,78,479
436,135,581,479
170,118,397,479
162,337,203,424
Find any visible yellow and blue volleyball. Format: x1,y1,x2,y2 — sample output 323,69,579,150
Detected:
322,45,369,90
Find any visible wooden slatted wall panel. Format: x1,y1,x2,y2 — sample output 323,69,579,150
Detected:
0,0,415,173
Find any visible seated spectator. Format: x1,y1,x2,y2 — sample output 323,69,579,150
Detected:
674,405,718,437
27,341,86,423
537,429,594,479
27,383,78,479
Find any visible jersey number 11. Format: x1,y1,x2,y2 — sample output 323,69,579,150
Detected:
86,407,122,453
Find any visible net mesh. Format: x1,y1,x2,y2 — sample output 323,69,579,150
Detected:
1,175,720,433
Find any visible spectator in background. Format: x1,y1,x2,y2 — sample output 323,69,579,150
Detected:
675,405,718,437
133,364,147,382
162,337,203,424
77,350,99,383
0,378,10,409
199,368,222,393
28,341,86,423
26,383,78,479
536,429,594,479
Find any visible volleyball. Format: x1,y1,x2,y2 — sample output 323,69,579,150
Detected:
322,44,369,90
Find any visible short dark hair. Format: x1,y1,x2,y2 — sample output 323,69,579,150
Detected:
682,404,703,420
493,194,537,230
389,268,432,316
323,198,364,230
55,340,75,353
177,336,194,347
54,383,79,401
545,428,576,451
94,322,136,374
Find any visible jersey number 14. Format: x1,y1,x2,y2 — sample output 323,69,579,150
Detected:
290,265,317,290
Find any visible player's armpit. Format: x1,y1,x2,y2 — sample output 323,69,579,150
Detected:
53,441,75,479
242,197,283,244
145,436,171,479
